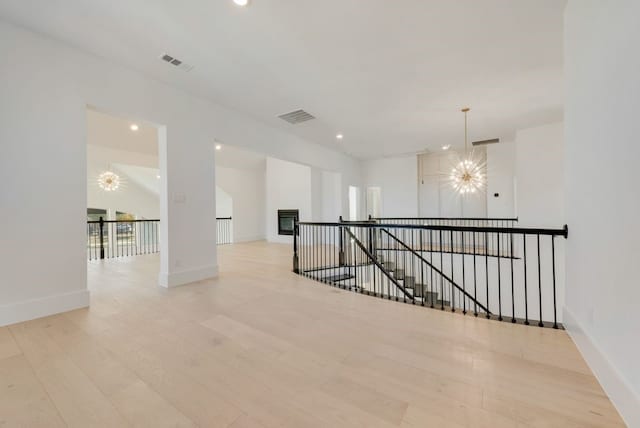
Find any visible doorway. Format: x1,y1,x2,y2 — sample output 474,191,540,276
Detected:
366,187,382,219
85,107,163,276
348,186,360,221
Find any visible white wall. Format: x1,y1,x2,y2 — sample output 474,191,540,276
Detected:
265,157,312,244
321,171,342,222
216,165,266,243
515,122,564,227
564,1,640,425
486,141,516,218
310,167,323,222
215,186,233,218
87,145,160,219
362,155,419,218
0,20,360,326
417,150,488,218
484,123,565,227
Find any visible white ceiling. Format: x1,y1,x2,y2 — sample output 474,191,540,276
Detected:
215,144,266,171
1,0,565,159
87,108,158,156
112,163,160,196
88,107,266,171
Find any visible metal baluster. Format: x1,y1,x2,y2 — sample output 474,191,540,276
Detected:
510,232,516,323
537,234,543,327
440,230,444,310
551,236,558,329
497,232,502,321
485,230,490,319
450,229,455,312
523,233,529,325
402,228,406,303
462,231,466,314
373,231,378,297
318,226,324,282
420,229,425,306
472,230,478,316
430,229,434,308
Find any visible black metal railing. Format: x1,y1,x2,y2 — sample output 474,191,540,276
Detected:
371,216,518,258
371,216,518,228
293,220,567,328
87,217,160,260
216,217,233,245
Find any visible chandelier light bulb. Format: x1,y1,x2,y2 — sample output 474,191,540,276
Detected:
447,107,486,195
98,171,121,192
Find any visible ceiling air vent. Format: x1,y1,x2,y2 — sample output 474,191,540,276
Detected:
278,109,316,125
472,138,500,147
159,53,194,72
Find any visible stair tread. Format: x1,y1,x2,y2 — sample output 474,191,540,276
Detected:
323,274,355,282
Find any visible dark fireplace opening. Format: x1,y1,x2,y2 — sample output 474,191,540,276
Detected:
278,209,299,236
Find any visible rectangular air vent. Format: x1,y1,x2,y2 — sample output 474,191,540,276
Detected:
472,138,500,146
159,53,193,72
278,109,316,124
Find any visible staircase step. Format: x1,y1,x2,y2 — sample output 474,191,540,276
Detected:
323,274,355,283
403,276,415,289
394,269,405,280
420,293,449,306
413,285,438,298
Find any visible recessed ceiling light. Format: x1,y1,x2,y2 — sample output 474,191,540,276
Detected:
215,144,222,151
233,0,248,6
442,145,451,151
336,134,344,140
156,175,161,179
130,124,139,131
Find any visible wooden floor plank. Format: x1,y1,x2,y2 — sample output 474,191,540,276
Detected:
0,354,66,427
2,241,625,427
0,326,22,360
9,321,129,427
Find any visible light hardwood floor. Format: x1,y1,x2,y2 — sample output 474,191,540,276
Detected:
0,241,625,427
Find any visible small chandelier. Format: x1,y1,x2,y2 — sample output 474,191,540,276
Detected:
449,108,485,194
98,171,121,192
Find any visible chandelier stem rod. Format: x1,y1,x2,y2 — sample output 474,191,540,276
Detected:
462,107,470,155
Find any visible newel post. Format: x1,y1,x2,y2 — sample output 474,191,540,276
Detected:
99,216,105,260
338,216,345,266
292,219,299,273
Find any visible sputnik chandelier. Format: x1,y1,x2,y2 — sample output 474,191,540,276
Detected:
449,108,485,194
97,170,121,192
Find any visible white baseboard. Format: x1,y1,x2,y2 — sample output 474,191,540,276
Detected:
0,289,90,327
158,264,218,288
564,307,640,427
233,235,266,243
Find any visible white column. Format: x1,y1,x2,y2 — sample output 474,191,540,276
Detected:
158,124,218,288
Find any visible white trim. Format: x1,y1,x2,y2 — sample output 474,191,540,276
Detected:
233,235,266,243
0,289,90,327
158,264,218,288
564,307,640,427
